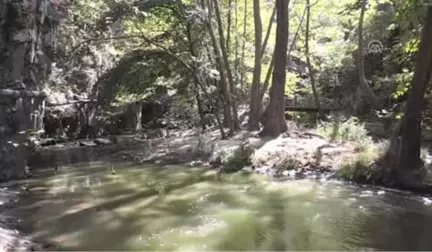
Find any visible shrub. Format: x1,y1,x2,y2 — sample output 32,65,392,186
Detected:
317,116,368,142
336,144,385,184
223,145,255,172
317,116,374,151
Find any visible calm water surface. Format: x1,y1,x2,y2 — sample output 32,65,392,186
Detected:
9,161,432,251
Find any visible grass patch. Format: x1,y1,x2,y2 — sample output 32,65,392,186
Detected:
252,151,301,171
336,141,387,184
317,116,368,142
317,116,374,152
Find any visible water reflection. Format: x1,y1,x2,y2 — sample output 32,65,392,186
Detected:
10,163,432,251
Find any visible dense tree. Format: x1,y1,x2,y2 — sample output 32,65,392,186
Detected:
212,0,239,131
248,0,263,130
385,7,432,183
260,0,290,137
3,0,432,191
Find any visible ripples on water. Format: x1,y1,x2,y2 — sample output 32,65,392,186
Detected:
9,162,432,251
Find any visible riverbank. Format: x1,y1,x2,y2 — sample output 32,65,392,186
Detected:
1,123,432,250
0,184,49,251
112,124,432,195
108,127,353,178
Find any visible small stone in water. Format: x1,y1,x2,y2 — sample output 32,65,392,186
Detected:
377,190,385,195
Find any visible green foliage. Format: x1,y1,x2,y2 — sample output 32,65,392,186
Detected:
285,72,302,95
336,142,386,184
72,0,109,27
224,145,255,172
392,70,414,99
66,0,431,136
317,116,370,144
404,38,420,54
112,93,152,107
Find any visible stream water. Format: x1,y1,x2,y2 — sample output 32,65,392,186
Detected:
8,161,432,251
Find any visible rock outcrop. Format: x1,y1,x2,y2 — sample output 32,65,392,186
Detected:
0,0,70,181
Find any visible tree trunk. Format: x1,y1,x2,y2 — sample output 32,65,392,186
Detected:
234,0,239,83
260,0,290,137
260,51,275,101
213,0,239,132
186,21,225,137
226,0,232,55
305,0,322,118
357,0,378,107
386,7,432,181
259,1,305,104
186,23,206,131
261,6,276,60
204,0,234,132
239,0,248,90
247,0,263,130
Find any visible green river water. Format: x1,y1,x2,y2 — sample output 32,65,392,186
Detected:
10,161,432,251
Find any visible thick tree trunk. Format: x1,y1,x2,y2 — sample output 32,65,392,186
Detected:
357,0,378,106
305,0,322,118
213,0,239,132
386,7,432,181
260,0,290,137
259,1,305,112
248,0,263,130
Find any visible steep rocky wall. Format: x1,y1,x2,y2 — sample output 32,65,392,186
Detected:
0,0,69,181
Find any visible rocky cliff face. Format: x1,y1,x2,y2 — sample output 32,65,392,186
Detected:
0,0,69,181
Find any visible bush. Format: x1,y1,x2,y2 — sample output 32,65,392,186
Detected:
336,143,386,184
317,116,368,142
223,145,255,172
317,116,374,152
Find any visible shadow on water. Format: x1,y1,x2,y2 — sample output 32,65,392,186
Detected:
9,162,432,251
